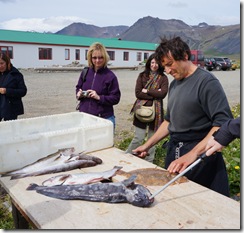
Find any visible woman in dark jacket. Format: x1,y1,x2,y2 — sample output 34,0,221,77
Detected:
126,53,169,162
76,42,121,128
0,52,27,121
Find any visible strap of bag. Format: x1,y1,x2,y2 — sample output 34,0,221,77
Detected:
82,67,89,83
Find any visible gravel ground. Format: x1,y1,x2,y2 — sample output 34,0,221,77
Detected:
19,68,240,144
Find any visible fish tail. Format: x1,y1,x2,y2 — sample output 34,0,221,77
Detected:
26,183,39,190
10,173,28,180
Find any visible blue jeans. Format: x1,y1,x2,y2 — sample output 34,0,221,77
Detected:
106,115,115,131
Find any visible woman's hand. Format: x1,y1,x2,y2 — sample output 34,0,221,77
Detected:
142,88,148,94
205,136,224,156
87,90,100,100
0,88,6,94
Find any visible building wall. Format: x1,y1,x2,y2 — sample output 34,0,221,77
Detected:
0,42,153,68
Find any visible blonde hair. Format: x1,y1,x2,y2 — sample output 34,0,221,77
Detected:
87,42,110,68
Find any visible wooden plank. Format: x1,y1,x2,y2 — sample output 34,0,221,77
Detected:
0,147,240,229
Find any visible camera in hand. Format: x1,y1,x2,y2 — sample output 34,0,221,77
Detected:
82,91,88,97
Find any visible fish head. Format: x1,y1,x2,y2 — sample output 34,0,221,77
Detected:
126,184,154,207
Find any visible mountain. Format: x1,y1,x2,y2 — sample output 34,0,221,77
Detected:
55,16,240,55
56,22,129,39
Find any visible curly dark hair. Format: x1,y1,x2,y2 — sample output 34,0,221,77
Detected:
155,36,191,63
143,53,165,76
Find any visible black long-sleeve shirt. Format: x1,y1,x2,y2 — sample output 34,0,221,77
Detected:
213,117,240,146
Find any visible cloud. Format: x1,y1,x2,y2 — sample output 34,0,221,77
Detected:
168,1,188,8
0,0,15,2
0,16,91,32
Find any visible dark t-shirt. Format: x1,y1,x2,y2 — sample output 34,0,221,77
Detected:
165,67,233,133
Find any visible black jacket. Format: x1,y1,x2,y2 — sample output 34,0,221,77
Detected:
213,117,240,146
0,66,27,119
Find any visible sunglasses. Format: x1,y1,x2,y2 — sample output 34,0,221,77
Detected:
92,56,104,60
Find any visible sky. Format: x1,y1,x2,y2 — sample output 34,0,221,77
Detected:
0,0,241,33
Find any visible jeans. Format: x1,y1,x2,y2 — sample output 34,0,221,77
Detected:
126,126,156,163
106,115,115,132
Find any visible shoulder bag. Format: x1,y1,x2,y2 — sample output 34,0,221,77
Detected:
135,100,155,123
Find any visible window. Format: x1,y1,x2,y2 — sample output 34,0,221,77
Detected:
107,51,115,60
0,46,13,58
190,54,195,61
39,48,52,60
75,49,80,60
137,52,142,61
65,49,70,60
123,52,129,61
85,50,88,60
198,54,204,61
144,53,149,60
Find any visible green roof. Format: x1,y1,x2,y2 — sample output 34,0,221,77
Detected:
0,29,158,51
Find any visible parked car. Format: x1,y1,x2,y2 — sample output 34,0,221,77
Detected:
211,57,229,71
204,58,214,71
223,57,232,70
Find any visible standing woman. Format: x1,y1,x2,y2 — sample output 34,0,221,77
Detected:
126,53,169,162
0,52,27,121
76,42,121,128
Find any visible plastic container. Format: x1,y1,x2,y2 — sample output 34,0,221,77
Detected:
0,112,113,173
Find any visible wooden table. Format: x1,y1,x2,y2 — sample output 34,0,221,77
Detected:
0,147,240,229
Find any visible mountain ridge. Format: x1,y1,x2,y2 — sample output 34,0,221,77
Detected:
55,16,240,55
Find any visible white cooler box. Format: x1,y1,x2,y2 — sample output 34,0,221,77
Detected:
0,112,113,173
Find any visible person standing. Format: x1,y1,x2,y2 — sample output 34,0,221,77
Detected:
0,52,27,121
205,117,240,156
126,53,168,162
76,42,121,128
132,37,233,197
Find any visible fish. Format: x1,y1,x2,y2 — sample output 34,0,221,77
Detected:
2,148,103,180
27,175,154,207
42,166,123,186
117,168,188,186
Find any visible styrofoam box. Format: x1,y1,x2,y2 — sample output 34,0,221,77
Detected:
0,112,113,173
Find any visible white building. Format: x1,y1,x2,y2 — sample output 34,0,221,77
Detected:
0,29,158,69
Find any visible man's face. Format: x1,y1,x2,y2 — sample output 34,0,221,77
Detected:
161,52,188,80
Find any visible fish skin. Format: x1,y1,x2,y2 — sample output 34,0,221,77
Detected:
27,175,154,207
2,148,75,176
76,153,103,164
2,148,103,180
10,159,97,180
42,166,123,187
117,168,188,186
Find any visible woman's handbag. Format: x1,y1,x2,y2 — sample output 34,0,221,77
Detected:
135,101,155,123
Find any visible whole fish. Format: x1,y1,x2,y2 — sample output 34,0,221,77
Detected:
42,166,123,186
117,168,188,186
2,148,103,180
27,175,154,207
